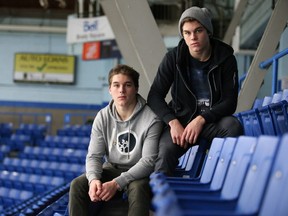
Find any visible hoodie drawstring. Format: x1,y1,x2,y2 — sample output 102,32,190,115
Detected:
128,121,131,159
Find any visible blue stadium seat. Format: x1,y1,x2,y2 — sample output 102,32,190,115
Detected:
58,136,71,148
176,147,200,177
151,136,258,214
15,173,30,190
152,135,280,216
57,124,73,136
0,187,10,203
38,160,51,172
175,147,193,171
77,124,92,137
257,105,276,135
281,89,288,101
1,157,21,172
0,170,13,188
57,124,92,138
50,177,65,187
271,92,283,104
240,109,263,136
7,134,32,151
0,122,13,139
170,138,225,181
4,171,21,188
20,158,38,173
185,139,211,179
150,137,237,197
40,135,90,149
177,154,186,169
51,135,63,147
252,98,264,109
262,96,272,107
16,123,47,142
19,190,34,202
39,135,53,147
259,133,288,216
0,145,11,161
239,110,255,136
269,100,288,135
69,136,90,149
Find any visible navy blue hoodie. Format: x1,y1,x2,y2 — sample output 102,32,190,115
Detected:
148,38,239,126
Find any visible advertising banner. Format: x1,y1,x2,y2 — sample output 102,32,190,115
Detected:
14,53,76,84
67,16,115,44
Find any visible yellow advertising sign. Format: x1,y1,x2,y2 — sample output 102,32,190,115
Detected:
14,53,76,84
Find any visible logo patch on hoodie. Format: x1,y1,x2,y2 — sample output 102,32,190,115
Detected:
117,131,136,154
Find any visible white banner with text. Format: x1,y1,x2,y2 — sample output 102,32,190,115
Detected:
66,16,115,44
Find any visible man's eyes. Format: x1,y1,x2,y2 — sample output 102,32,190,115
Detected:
113,84,132,87
183,28,204,35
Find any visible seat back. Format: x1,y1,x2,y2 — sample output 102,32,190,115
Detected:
172,146,198,178
197,138,225,184
220,136,257,199
183,145,200,172
238,110,254,136
239,108,265,136
209,137,237,190
259,133,288,216
251,109,264,136
258,106,276,135
170,138,221,180
236,135,280,214
252,98,264,109
269,100,288,135
188,139,212,178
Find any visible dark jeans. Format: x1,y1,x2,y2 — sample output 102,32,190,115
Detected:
155,116,243,176
69,166,151,216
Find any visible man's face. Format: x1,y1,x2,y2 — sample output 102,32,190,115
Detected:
109,74,138,108
182,20,210,56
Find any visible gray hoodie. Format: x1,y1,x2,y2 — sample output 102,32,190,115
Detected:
86,94,162,190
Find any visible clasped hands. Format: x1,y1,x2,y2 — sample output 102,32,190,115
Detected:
88,179,120,202
169,115,205,149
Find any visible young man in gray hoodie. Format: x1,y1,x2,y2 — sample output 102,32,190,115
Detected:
69,64,162,216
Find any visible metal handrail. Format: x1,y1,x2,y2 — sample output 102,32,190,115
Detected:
259,48,288,94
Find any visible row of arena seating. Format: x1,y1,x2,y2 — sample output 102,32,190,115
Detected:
0,170,65,193
0,123,91,142
1,183,70,216
19,146,86,164
0,124,90,153
150,134,288,216
18,134,288,216
236,89,288,136
56,124,92,137
0,134,90,156
145,90,288,216
0,123,47,144
40,135,90,149
0,119,92,213
0,158,84,181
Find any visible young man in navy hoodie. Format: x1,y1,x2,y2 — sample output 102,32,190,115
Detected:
148,6,243,176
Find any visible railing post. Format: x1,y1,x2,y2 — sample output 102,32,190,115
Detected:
272,59,278,94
